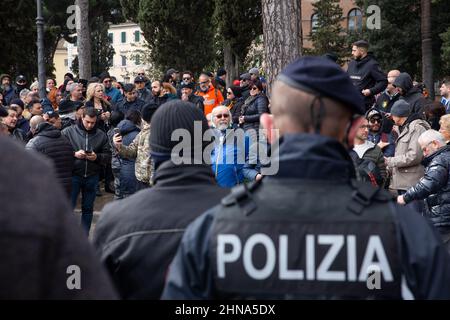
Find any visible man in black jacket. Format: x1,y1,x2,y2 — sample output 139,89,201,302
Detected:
116,83,145,114
0,136,117,299
347,40,387,110
398,130,450,252
62,107,111,234
26,120,74,198
393,72,429,116
93,100,228,299
180,82,204,112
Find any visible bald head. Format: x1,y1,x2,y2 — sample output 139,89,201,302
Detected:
269,81,352,142
30,115,45,133
387,70,401,94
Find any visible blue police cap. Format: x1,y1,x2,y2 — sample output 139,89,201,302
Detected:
277,56,365,115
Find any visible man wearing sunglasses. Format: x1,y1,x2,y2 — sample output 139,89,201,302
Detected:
195,73,224,116
210,106,260,188
366,108,396,157
99,72,123,106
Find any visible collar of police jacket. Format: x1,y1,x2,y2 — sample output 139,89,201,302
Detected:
273,133,356,182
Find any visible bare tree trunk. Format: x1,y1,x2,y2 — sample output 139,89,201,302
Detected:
262,0,302,96
421,0,434,99
76,0,91,80
224,42,234,88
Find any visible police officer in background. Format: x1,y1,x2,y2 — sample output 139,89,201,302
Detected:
162,57,450,300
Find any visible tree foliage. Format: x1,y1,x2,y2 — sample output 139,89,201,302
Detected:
0,0,123,81
121,0,216,75
308,0,346,60
213,0,262,66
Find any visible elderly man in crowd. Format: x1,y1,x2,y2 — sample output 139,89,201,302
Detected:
210,105,260,188
398,130,450,252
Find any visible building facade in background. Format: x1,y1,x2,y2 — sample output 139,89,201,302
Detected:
53,22,150,85
302,0,360,48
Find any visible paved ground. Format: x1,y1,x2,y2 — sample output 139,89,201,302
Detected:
74,181,115,238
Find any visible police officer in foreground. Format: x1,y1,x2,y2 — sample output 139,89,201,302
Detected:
162,57,450,300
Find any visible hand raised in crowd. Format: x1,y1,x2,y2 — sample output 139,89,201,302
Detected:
362,89,371,97
239,116,245,124
74,150,86,159
113,133,123,150
102,111,111,121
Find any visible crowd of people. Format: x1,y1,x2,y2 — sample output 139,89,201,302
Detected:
1,39,450,299
0,67,267,234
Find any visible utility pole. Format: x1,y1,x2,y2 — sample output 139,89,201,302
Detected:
36,0,47,99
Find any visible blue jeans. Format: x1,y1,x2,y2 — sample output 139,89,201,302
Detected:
71,175,99,234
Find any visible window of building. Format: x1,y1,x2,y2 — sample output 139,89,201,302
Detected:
348,8,363,32
135,56,141,65
121,55,127,66
121,31,126,43
64,59,68,67
311,14,319,33
134,31,140,42
108,33,113,43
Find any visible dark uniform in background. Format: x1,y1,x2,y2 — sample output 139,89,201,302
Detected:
347,40,387,111
162,57,450,300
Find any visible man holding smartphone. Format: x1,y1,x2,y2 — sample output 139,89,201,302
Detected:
62,107,111,234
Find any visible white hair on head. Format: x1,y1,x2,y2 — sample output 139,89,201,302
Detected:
69,82,82,93
418,129,446,146
211,105,231,118
30,81,39,90
20,89,30,99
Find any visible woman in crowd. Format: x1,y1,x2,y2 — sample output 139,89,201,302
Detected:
238,79,270,132
222,86,244,128
46,78,58,110
85,82,112,133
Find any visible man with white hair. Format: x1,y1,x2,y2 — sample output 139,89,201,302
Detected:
210,106,260,188
398,129,450,252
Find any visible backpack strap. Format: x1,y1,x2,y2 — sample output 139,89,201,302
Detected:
347,179,382,215
221,180,262,216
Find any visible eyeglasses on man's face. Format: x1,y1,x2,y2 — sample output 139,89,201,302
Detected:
369,118,382,124
251,87,258,91
200,81,209,85
215,113,230,119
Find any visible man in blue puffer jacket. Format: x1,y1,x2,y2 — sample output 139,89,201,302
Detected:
211,106,260,188
398,129,450,252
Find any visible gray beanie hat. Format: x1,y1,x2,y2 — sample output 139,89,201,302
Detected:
391,100,411,117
